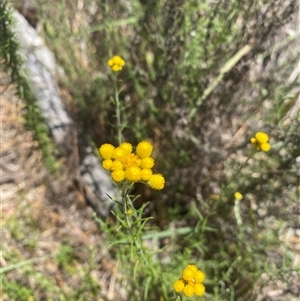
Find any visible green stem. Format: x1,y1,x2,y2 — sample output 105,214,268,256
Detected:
121,186,151,268
234,199,242,226
113,74,122,144
112,72,154,271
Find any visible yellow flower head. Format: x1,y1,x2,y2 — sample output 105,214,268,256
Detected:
136,141,153,158
173,279,185,293
111,160,123,171
183,284,194,297
260,143,271,152
112,147,126,161
125,166,142,182
193,270,205,283
182,265,197,281
111,169,125,182
140,168,153,181
194,283,205,296
123,153,140,169
255,132,269,144
120,142,133,154
107,55,125,72
250,132,271,152
147,174,165,190
99,143,115,160
234,192,243,201
140,157,154,169
102,159,113,170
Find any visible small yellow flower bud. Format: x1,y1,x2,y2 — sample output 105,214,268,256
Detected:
111,169,125,182
111,160,123,171
99,143,115,160
136,141,153,158
140,169,153,181
125,166,142,182
147,174,165,190
186,265,198,272
140,157,154,169
183,284,194,297
255,132,269,144
112,147,126,161
112,65,121,71
123,153,140,169
182,266,195,282
120,142,133,154
173,279,185,293
193,283,205,296
193,270,205,283
102,159,113,170
260,143,271,152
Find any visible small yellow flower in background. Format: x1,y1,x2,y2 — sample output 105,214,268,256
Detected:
173,265,206,298
250,131,271,152
99,141,165,190
107,55,125,71
234,192,243,201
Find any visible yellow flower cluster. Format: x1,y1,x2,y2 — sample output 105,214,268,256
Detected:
234,192,243,200
107,55,125,72
173,265,205,297
250,132,271,152
99,141,165,190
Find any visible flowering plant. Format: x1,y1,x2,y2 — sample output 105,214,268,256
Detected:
97,56,168,290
